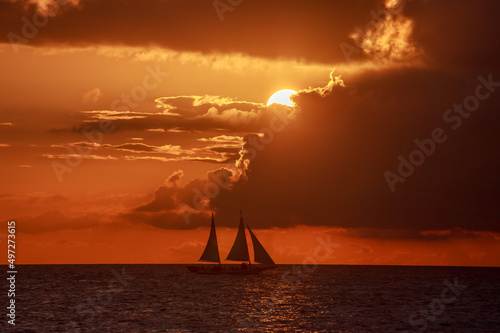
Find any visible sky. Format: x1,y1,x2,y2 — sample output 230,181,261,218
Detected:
1,0,499,266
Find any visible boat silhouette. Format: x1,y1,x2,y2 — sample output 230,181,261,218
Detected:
187,211,277,275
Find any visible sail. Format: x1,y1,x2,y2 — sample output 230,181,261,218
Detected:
226,213,250,262
199,214,221,263
247,224,275,265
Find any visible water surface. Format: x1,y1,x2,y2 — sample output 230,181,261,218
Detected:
11,264,500,332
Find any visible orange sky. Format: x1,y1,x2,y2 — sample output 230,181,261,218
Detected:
13,225,500,267
1,0,499,266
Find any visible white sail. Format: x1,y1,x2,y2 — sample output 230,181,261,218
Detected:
199,213,221,263
247,224,275,265
225,213,250,262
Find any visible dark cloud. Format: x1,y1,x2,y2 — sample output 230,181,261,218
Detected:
2,0,498,70
129,66,500,232
208,67,500,231
132,167,236,228
0,0,382,63
406,0,500,72
135,185,178,213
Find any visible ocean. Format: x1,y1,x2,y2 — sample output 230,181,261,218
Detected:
8,264,500,332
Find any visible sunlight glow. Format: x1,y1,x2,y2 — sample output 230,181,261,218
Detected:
267,89,298,107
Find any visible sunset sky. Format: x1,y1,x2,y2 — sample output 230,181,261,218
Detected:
1,0,499,266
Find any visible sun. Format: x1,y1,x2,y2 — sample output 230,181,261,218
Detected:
267,89,297,107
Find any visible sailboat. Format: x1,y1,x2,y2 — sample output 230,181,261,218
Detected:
186,211,277,275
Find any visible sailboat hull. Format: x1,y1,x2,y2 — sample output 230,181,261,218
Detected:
186,265,277,275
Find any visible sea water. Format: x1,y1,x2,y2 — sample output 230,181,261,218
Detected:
9,264,500,332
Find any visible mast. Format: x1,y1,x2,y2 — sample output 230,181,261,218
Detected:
225,210,250,263
199,213,221,264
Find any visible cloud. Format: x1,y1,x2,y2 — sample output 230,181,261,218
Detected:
126,55,499,233
348,0,422,64
121,155,228,164
102,143,155,152
20,44,334,76
0,0,381,64
406,0,500,71
135,186,178,213
43,153,117,160
301,71,345,97
198,135,244,145
82,87,102,104
17,209,101,233
167,169,183,185
1,0,497,74
205,67,500,231
155,95,264,118
130,167,238,228
82,110,148,120
101,143,187,155
7,0,81,15
146,128,165,132
44,140,240,165
68,95,270,134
